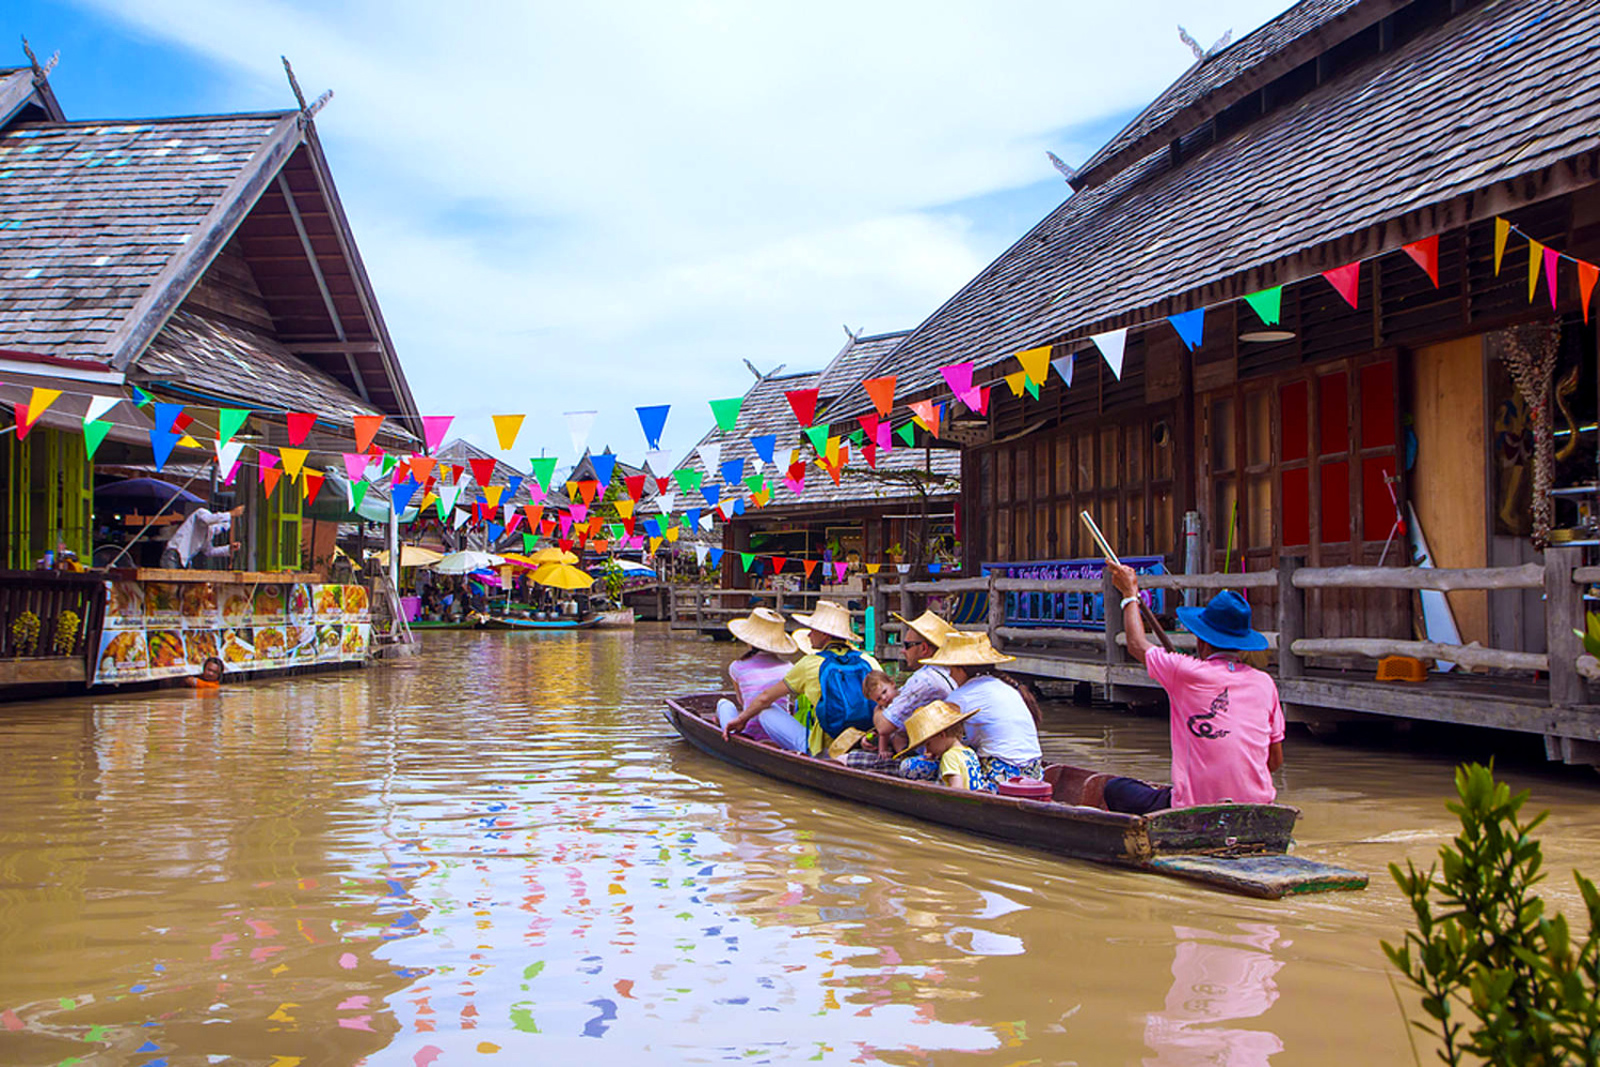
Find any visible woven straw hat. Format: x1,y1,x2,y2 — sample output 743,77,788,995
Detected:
891,609,957,648
791,628,815,655
922,630,1014,666
895,700,976,759
728,607,798,655
790,600,858,645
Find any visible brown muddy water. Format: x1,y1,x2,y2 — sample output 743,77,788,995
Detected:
4,626,1600,1065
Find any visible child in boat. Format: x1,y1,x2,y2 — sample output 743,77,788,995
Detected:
896,701,990,792
862,670,897,712
187,656,224,689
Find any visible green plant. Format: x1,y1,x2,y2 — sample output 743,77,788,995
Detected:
11,610,40,654
53,610,81,654
602,560,625,600
1384,762,1600,1065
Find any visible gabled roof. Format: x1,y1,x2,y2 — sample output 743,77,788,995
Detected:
0,66,65,128
436,438,532,497
832,0,1600,419
816,330,907,403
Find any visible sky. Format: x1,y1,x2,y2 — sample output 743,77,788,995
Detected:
12,0,1288,470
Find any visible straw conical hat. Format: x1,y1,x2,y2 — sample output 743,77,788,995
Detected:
790,628,815,655
891,609,957,648
728,607,798,655
922,630,1014,666
790,600,858,645
895,700,977,759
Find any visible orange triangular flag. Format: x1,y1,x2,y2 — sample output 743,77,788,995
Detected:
1402,235,1439,287
578,480,599,505
353,414,383,454
410,455,437,483
1529,240,1545,302
262,467,283,499
909,399,940,438
491,414,525,451
802,559,818,578
1579,260,1599,324
862,376,896,417
1493,218,1510,275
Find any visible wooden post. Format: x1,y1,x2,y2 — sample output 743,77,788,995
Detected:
694,585,704,636
1277,555,1304,679
869,577,887,658
899,579,914,630
985,570,1005,650
1103,569,1125,666
1545,546,1583,707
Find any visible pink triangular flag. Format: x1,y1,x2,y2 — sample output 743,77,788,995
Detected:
343,453,370,481
421,415,453,453
1543,246,1560,310
939,362,973,402
1322,262,1360,309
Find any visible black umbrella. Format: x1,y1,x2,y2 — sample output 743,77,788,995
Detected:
95,477,203,514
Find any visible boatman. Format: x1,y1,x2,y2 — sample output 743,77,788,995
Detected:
1103,563,1284,814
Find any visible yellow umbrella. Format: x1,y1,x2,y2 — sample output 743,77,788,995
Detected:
528,546,579,564
375,545,444,568
532,562,595,590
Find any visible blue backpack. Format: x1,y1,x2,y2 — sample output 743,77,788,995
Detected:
815,648,875,737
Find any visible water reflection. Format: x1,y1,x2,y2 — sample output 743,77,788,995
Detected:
1144,923,1285,1065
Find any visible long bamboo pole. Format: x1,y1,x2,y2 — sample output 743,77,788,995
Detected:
1080,511,1176,653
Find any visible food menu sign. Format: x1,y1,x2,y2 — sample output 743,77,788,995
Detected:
981,556,1167,630
93,580,372,686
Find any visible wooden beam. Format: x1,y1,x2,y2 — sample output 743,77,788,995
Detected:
285,341,384,355
275,172,371,404
1290,637,1546,673
1292,563,1545,591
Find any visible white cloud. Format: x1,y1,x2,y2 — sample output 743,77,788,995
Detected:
79,0,1286,466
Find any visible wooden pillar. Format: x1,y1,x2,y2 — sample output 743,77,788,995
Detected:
869,577,887,657
1545,546,1583,707
694,585,705,635
1103,570,1125,667
1277,555,1305,679
985,571,1004,649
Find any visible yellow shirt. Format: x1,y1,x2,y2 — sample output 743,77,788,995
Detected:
783,648,883,706
938,741,983,791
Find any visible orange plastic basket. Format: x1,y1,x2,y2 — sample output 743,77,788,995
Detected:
1376,655,1428,683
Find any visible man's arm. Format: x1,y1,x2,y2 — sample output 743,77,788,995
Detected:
1268,741,1284,773
722,680,793,740
1108,563,1155,664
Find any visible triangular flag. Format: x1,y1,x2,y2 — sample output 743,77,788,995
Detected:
172,412,194,435
866,563,881,575
750,434,776,466
578,480,600,505
1529,239,1546,303
701,484,721,507
1322,263,1361,309
343,453,370,481
720,458,744,485
694,544,710,566
1022,379,1038,401
1016,345,1051,387
1167,309,1205,351
505,474,523,499
803,424,829,455
177,433,200,449
410,455,437,483
1543,245,1560,310
353,414,383,453
150,428,181,470
770,556,786,573
491,414,525,451
590,452,618,487
672,468,702,493
530,456,558,494
1402,235,1440,287
862,442,877,469
975,386,994,413
896,422,916,447
940,362,974,403
523,532,538,553
1242,287,1283,326
740,552,755,573
18,387,61,430
1051,354,1074,387
623,474,646,500
469,457,497,488
635,405,670,450
833,562,848,582
215,438,245,474
909,400,940,438
1003,371,1025,397
654,476,672,495
785,388,820,428
615,498,635,519
391,478,420,515
802,559,818,578
743,474,765,494
151,401,183,435
453,507,471,530
486,522,504,544
698,441,722,475
1493,218,1510,275
286,412,316,445
709,397,743,433
565,410,597,455
421,415,453,453
349,480,369,512
279,447,309,480
437,480,464,520
302,471,325,505
261,466,282,499
1090,329,1128,379
485,485,506,509
859,412,880,442
1578,260,1598,324
863,376,896,417
83,419,113,459
83,395,120,425
131,385,152,407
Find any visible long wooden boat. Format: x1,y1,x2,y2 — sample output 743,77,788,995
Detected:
665,692,1367,899
592,609,636,629
482,616,600,631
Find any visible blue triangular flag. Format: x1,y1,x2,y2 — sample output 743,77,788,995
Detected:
149,428,181,470
505,475,523,499
636,405,670,450
732,497,746,515
750,434,776,465
720,458,744,485
1167,308,1206,351
589,452,618,487
131,385,153,407
152,401,184,434
709,547,724,567
645,517,662,538
687,507,701,529
391,477,421,515
486,522,504,543
702,484,721,507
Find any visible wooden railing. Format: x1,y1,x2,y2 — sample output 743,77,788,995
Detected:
668,586,868,631
0,569,108,687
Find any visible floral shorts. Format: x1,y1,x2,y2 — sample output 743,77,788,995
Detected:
978,756,1045,789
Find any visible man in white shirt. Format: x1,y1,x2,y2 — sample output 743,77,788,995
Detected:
160,505,243,569
870,610,959,757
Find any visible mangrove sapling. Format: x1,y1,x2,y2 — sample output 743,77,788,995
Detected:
1383,762,1600,1065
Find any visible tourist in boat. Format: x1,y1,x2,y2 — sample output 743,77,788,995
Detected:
722,600,881,754
1103,563,1285,814
715,608,799,747
894,700,990,792
921,631,1045,784
868,610,958,760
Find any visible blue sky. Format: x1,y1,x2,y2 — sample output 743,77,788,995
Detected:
11,0,1285,469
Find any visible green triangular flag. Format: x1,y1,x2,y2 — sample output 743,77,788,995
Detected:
680,512,694,529
1243,286,1283,326
709,397,743,433
380,453,399,475
529,456,558,494
609,523,625,539
83,419,113,459
349,480,370,512
672,468,703,493
896,422,916,447
740,552,755,572
523,532,537,552
1024,376,1040,400
802,424,829,455
131,385,152,407
848,429,865,446
743,474,765,494
218,407,250,446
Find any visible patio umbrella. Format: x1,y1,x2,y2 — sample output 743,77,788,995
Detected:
96,477,202,514
532,562,595,590
590,558,655,576
527,546,579,564
432,550,505,574
374,545,444,568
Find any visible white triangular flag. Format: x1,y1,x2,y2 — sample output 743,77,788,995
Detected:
437,480,464,513
656,491,676,514
504,504,517,527
83,395,121,425
452,507,471,530
564,410,597,456
1050,354,1075,388
213,438,246,473
643,448,672,473
694,543,709,566
697,441,722,475
1090,329,1127,380
699,513,715,531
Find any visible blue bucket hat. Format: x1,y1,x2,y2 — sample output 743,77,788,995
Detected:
1175,589,1268,652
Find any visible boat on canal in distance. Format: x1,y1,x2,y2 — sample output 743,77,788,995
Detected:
665,692,1368,900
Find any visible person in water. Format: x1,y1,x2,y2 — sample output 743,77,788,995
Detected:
715,608,799,746
188,656,225,689
895,700,988,792
1103,563,1285,814
920,631,1045,785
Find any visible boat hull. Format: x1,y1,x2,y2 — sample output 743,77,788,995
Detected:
484,616,600,631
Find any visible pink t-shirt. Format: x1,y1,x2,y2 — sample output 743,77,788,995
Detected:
728,652,791,714
1144,648,1285,808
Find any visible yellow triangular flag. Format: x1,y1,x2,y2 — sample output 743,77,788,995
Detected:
664,525,680,542
615,499,635,518
565,480,579,500
1004,370,1026,397
1493,218,1510,275
1016,345,1050,387
22,387,62,428
419,491,438,513
825,436,841,464
866,562,881,575
752,489,771,507
648,536,663,555
491,414,525,452
178,435,200,449
484,485,505,508
279,446,308,480
1529,239,1545,302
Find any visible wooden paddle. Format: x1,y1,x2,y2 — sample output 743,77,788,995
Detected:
1080,511,1176,654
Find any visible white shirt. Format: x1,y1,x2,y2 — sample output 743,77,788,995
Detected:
168,508,232,565
881,662,956,728
948,674,1042,763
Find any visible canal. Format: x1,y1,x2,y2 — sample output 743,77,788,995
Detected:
4,627,1600,1065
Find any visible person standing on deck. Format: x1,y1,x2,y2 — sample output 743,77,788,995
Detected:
1103,563,1285,814
160,505,243,569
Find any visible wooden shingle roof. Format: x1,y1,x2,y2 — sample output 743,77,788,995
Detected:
832,0,1600,420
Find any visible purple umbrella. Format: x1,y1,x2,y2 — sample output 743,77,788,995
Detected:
96,477,203,514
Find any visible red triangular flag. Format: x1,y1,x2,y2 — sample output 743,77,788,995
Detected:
12,402,30,441
860,412,880,441
771,556,787,573
1402,235,1440,287
1579,260,1599,324
450,464,464,483
172,412,194,434
286,412,316,446
655,477,672,495
824,461,843,485
303,471,325,505
624,516,636,536
785,388,819,428
802,559,818,578
469,458,496,488
353,414,383,454
862,376,896,417
863,442,878,469
971,386,991,416
1322,262,1360,309
559,538,574,553
539,519,556,537
625,475,646,501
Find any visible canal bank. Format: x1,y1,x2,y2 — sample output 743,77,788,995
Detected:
4,625,1600,1064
